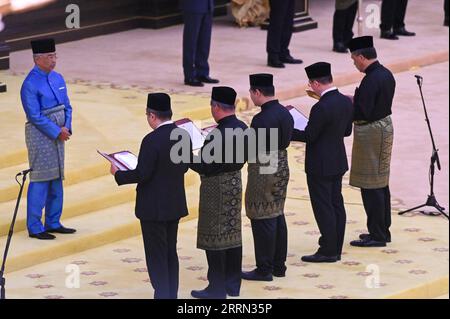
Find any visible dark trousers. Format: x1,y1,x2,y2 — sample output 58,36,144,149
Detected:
332,2,358,46
251,215,288,275
267,0,295,59
205,246,242,298
182,11,212,80
380,0,409,31
361,186,392,242
307,174,347,257
140,220,180,299
445,0,449,24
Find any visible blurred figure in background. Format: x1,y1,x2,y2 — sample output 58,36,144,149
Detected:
380,0,416,40
333,0,358,53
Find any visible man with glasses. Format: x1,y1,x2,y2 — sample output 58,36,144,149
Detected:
347,36,395,248
20,38,75,240
292,62,353,262
111,93,191,299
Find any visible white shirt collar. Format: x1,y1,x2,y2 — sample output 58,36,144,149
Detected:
321,87,338,97
157,120,174,129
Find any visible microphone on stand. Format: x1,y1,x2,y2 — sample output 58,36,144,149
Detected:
414,75,423,85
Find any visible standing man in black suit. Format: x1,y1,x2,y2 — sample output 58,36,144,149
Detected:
380,0,416,40
267,0,303,68
182,0,220,87
292,62,353,263
190,86,248,299
110,93,190,299
243,74,294,281
347,36,395,248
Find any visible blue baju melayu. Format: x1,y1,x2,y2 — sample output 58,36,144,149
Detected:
20,65,72,235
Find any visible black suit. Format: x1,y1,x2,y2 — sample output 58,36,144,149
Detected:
190,115,248,298
353,61,395,243
380,0,409,31
115,123,190,299
292,89,353,257
182,0,214,81
267,0,296,60
249,100,294,275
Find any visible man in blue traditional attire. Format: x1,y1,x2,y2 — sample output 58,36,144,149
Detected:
20,38,76,240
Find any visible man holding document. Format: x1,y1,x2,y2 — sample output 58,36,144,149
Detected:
190,86,248,299
110,93,191,299
291,62,353,263
243,74,294,281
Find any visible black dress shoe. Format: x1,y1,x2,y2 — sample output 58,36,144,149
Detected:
333,42,348,53
46,226,76,234
29,232,56,240
241,269,273,282
280,55,303,64
359,233,391,243
267,58,285,68
301,253,338,263
226,290,240,297
394,27,416,36
272,270,286,278
184,78,204,87
197,75,220,84
350,239,386,247
191,288,225,299
380,30,399,40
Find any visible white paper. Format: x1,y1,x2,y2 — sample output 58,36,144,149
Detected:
177,120,206,150
289,107,309,131
114,152,138,170
97,150,128,171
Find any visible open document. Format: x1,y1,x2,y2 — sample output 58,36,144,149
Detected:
175,118,206,150
97,150,138,171
285,105,309,131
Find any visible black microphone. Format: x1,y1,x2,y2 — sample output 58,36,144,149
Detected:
415,75,423,85
17,168,33,176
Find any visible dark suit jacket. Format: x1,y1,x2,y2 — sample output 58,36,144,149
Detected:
181,0,214,13
292,89,353,177
251,100,294,153
115,123,190,222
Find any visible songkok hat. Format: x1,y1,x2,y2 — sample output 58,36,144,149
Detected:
305,62,332,80
147,93,171,112
211,86,237,106
348,36,374,52
31,38,56,54
249,73,274,89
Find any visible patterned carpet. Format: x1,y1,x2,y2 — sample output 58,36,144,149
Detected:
5,126,449,299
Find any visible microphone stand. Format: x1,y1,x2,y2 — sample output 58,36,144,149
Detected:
0,169,31,300
398,76,448,219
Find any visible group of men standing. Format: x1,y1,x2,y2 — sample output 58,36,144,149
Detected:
182,0,303,87
333,0,416,53
109,34,395,298
21,32,396,299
